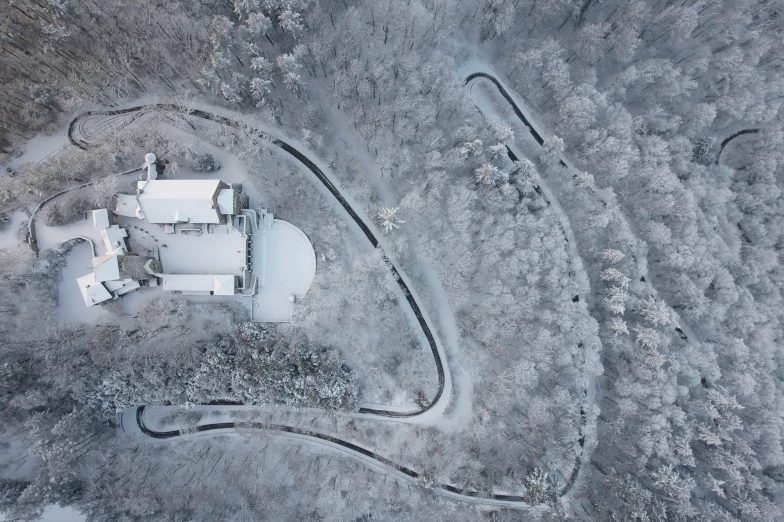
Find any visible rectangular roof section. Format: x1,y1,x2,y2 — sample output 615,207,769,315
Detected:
92,209,110,229
115,194,140,218
136,179,223,224
76,273,112,306
161,274,237,295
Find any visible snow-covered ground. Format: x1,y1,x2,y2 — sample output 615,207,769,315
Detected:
0,505,84,522
5,128,69,171
0,209,27,249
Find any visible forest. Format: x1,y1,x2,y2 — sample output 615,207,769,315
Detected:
0,0,783,520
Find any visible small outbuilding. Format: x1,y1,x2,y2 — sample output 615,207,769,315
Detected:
92,209,110,229
76,272,112,306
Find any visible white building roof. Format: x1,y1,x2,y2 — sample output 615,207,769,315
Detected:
136,179,223,224
161,274,236,295
104,278,140,296
115,194,141,218
76,273,112,306
92,209,110,229
92,254,120,282
217,189,236,215
212,274,236,295
100,225,128,255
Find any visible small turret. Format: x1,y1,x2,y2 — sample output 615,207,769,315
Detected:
144,152,157,180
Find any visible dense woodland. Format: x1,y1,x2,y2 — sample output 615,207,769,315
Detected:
1,0,784,520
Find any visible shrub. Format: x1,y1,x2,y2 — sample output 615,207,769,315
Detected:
190,153,220,172
44,193,92,227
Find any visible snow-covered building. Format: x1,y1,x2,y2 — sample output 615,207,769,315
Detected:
76,209,155,307
114,153,240,224
76,272,112,306
78,152,317,321
161,274,237,296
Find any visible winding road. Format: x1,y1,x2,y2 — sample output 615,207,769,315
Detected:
68,104,445,420
465,70,592,497
716,128,760,165
59,75,596,509
133,405,536,508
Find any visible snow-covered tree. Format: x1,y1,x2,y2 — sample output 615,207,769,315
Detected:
540,135,564,164
475,163,500,185
639,297,677,327
599,249,625,264
609,317,630,336
377,206,405,233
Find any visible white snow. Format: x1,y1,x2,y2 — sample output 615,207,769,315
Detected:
251,218,316,322
6,131,69,170
58,245,109,322
119,219,248,276
0,505,85,522
100,225,128,255
0,209,27,249
91,209,110,229
91,254,120,282
76,272,113,306
162,273,236,295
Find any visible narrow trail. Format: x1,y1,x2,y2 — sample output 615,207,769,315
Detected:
69,104,445,419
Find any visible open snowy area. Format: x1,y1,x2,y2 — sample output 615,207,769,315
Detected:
1,1,783,521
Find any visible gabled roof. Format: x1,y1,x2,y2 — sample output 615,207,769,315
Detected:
92,209,110,229
136,179,224,224
212,274,236,295
115,194,141,218
100,225,128,255
76,273,112,306
217,189,236,215
92,254,120,282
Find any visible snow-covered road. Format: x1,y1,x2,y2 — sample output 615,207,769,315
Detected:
67,103,450,420
56,84,608,509
127,405,541,510
463,66,596,499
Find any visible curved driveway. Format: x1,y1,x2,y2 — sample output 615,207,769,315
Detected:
66,91,590,509
69,104,444,419
134,405,536,508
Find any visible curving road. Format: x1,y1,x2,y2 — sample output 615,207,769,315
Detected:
716,128,760,165
64,92,585,509
61,73,779,512
68,104,444,419
134,405,538,508
464,71,591,496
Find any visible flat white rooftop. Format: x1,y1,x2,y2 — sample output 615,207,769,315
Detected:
76,272,112,306
157,224,247,276
251,219,316,322
162,274,236,295
136,179,224,224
